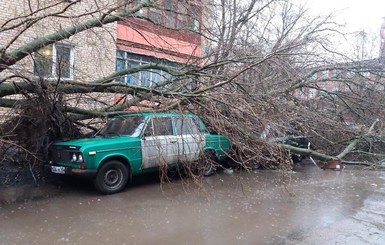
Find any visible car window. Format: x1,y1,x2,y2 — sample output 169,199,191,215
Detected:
144,117,173,136
99,116,145,137
174,117,200,135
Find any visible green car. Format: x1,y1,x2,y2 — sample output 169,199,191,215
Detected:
48,112,230,194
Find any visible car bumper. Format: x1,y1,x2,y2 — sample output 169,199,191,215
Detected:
46,164,97,178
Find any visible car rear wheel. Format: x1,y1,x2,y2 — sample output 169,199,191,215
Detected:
201,151,217,176
94,160,129,194
250,159,261,170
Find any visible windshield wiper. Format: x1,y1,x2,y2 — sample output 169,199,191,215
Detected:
100,132,120,137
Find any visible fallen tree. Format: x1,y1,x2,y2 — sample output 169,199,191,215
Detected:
0,0,385,188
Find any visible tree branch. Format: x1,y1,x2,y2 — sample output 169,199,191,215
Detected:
0,0,151,72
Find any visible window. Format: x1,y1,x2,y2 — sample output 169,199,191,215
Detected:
34,43,74,79
190,19,200,32
362,72,371,78
165,13,177,28
175,117,200,135
148,10,162,24
308,88,316,98
298,89,305,98
332,85,340,92
34,45,53,78
321,70,329,79
128,0,202,31
116,50,177,86
146,0,199,30
188,4,201,31
145,117,173,136
345,71,356,79
163,0,178,29
99,116,145,137
55,44,72,78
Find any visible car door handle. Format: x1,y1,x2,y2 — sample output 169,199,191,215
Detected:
170,140,177,143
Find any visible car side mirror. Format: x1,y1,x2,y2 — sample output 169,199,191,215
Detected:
142,132,151,140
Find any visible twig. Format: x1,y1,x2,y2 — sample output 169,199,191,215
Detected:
28,161,38,186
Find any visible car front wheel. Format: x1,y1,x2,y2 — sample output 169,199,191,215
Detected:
94,160,129,194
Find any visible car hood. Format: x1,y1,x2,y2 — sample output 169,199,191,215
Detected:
53,136,140,150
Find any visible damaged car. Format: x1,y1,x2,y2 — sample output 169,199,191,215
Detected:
48,113,230,194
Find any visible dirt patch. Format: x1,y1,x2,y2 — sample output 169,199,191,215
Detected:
0,183,62,205
0,159,60,205
0,164,42,188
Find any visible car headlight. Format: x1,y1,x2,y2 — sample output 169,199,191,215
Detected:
71,152,84,163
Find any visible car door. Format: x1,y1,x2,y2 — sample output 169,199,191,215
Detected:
141,116,179,169
174,116,205,162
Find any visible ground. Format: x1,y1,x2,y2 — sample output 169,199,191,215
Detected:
0,143,47,192
0,163,384,244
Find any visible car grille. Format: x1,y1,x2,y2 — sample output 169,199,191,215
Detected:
49,146,75,162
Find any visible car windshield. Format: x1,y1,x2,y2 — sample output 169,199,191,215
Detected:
98,116,146,137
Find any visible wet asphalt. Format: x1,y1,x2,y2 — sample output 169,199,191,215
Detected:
0,164,384,244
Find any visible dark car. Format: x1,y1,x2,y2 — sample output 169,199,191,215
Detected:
269,135,311,162
261,125,311,163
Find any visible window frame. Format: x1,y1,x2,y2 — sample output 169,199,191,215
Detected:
144,116,174,136
174,116,201,135
115,50,176,87
145,0,201,31
53,43,75,80
33,43,75,80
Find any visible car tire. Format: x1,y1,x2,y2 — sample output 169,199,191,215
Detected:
292,154,303,163
201,151,217,176
250,160,261,170
94,160,129,194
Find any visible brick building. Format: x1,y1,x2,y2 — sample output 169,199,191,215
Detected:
0,0,204,113
293,17,385,125
297,17,385,100
0,0,203,88
115,1,203,86
0,0,117,82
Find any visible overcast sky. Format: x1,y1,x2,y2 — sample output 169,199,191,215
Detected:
294,0,385,59
298,0,385,32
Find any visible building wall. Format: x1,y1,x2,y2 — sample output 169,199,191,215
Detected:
0,0,120,118
1,0,204,115
117,20,201,63
0,0,117,82
116,1,203,64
